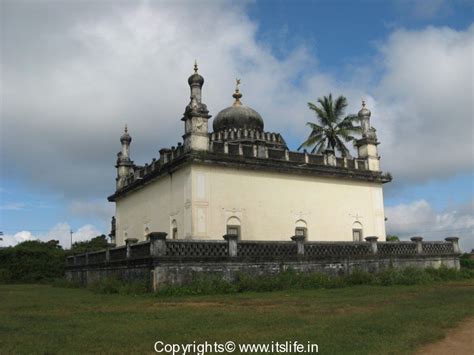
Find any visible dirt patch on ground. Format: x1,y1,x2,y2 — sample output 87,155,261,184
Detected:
417,316,474,355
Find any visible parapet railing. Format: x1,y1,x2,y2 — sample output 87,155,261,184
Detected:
208,141,368,171
119,131,392,191
65,235,461,268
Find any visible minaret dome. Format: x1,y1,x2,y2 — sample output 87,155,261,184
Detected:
120,124,132,144
358,100,371,118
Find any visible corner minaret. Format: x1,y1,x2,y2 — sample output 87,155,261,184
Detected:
116,125,133,189
182,62,211,152
355,100,380,171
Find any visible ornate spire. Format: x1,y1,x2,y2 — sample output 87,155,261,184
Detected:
183,63,211,120
120,124,131,144
358,98,371,118
232,78,242,106
188,61,204,90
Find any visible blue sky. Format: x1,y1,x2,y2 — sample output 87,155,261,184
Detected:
1,0,473,249
249,0,473,70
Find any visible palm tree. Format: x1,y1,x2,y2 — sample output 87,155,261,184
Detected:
298,94,361,157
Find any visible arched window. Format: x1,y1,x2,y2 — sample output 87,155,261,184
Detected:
171,220,178,240
295,219,308,240
226,216,241,239
352,222,363,242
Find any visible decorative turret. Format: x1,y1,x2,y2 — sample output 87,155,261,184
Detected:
355,100,380,171
358,100,371,134
116,125,134,189
187,60,204,103
182,61,211,152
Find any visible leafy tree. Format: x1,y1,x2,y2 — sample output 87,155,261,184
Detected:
0,240,65,283
386,235,400,242
298,94,361,157
70,234,109,254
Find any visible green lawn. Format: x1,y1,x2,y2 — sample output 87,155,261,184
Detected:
1,281,473,354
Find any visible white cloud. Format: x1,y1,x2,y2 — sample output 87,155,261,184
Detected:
69,199,114,221
1,1,473,244
1,0,320,198
0,222,102,248
373,25,474,183
386,199,474,252
0,202,26,211
2,1,472,198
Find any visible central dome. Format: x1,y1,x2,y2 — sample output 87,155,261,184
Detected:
213,82,264,132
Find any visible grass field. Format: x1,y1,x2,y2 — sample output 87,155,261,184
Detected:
1,281,474,354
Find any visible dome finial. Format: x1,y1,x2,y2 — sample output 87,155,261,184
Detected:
194,60,198,73
358,97,371,118
232,78,242,106
120,123,131,144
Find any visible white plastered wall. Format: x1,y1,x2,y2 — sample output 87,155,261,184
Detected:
114,163,387,245
190,164,387,242
114,165,192,245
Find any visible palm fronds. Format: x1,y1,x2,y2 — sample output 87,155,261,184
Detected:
299,94,361,157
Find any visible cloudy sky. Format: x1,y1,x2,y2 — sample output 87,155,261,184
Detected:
1,0,473,250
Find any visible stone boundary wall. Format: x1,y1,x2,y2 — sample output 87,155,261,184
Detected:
65,234,461,290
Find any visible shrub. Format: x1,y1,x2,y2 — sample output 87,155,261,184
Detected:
397,267,434,285
67,235,111,255
344,269,376,285
158,274,236,296
377,268,401,286
425,266,462,281
151,266,473,297
377,267,433,286
460,254,474,269
0,240,65,283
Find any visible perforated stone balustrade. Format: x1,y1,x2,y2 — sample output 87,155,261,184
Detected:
65,235,460,267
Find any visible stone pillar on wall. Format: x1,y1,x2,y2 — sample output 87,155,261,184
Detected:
125,238,138,259
324,149,336,166
223,234,238,257
365,236,378,254
410,236,423,254
149,232,168,257
291,235,305,255
445,237,461,254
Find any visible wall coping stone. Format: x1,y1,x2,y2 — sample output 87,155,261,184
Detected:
147,232,168,240
125,238,138,245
